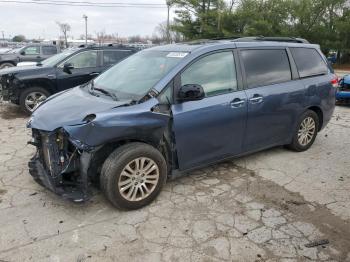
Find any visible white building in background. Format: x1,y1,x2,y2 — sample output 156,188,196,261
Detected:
41,38,95,47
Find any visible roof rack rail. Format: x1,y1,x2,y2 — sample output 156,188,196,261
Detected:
231,36,309,44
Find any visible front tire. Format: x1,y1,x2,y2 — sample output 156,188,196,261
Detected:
19,87,51,115
287,110,319,152
100,142,167,210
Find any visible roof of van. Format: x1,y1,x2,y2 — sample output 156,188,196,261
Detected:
149,37,319,53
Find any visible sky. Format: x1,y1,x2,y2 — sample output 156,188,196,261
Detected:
0,0,173,40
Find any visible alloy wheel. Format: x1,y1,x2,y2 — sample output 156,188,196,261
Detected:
24,92,47,112
118,157,159,202
297,117,316,146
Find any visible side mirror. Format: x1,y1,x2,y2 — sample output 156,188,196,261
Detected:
178,84,205,102
63,62,74,73
20,51,26,55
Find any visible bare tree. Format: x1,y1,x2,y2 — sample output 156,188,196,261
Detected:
155,21,184,43
56,22,71,48
96,30,106,46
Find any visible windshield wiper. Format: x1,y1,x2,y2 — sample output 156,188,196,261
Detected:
90,81,118,101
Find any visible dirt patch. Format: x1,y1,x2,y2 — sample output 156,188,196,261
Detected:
0,188,7,203
233,165,350,261
0,102,27,120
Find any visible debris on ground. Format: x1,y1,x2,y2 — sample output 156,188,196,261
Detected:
305,239,330,248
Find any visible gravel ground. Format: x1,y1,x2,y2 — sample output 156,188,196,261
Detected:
0,100,349,261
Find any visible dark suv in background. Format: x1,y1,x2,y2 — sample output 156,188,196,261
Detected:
0,45,137,113
0,44,59,69
27,37,337,209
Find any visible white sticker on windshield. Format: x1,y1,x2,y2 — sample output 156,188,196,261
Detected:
166,52,189,58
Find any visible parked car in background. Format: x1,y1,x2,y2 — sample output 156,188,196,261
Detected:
336,74,350,104
0,44,60,69
27,37,336,209
0,45,137,114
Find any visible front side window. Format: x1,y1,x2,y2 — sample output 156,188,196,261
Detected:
23,46,40,55
103,50,133,65
65,51,98,68
42,46,57,55
181,51,237,97
290,48,328,78
241,49,292,88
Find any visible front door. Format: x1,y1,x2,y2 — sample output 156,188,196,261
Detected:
20,46,41,62
171,51,247,170
239,48,306,152
56,50,101,91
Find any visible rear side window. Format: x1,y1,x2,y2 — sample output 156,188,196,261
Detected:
42,46,57,55
290,48,328,78
103,50,133,66
240,49,292,88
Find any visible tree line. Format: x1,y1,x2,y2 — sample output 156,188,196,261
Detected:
170,0,350,63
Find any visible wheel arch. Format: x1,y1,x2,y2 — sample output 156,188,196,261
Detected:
307,106,323,131
0,61,16,67
87,136,172,182
23,79,56,95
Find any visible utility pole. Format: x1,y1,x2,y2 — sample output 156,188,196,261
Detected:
166,0,172,44
83,14,88,45
1,31,4,41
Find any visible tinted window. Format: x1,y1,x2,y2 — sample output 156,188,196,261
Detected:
181,51,237,97
290,48,328,78
103,50,133,65
241,49,291,88
42,46,57,55
65,51,98,68
23,46,40,55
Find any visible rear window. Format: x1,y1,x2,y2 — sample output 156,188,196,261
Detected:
290,48,328,78
42,46,57,55
103,50,133,66
240,49,292,88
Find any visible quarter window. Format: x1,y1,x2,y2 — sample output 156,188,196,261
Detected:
290,48,328,78
103,50,133,65
181,51,237,97
64,51,98,68
241,49,292,88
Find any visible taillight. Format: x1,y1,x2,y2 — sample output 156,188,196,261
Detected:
331,75,339,88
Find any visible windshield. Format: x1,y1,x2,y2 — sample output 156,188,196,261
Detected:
93,50,188,100
40,50,76,67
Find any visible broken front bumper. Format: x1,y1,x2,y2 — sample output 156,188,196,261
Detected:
28,129,93,202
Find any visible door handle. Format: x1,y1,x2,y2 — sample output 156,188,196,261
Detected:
249,95,263,104
230,98,245,108
89,72,99,76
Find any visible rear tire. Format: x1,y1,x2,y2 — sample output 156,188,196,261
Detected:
100,142,167,210
287,110,319,152
0,62,15,69
19,87,51,115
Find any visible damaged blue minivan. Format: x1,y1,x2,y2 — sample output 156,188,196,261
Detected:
27,37,336,209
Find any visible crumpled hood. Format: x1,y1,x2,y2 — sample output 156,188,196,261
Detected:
28,86,130,131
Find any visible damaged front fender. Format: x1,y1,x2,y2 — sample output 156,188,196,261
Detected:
63,98,171,149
